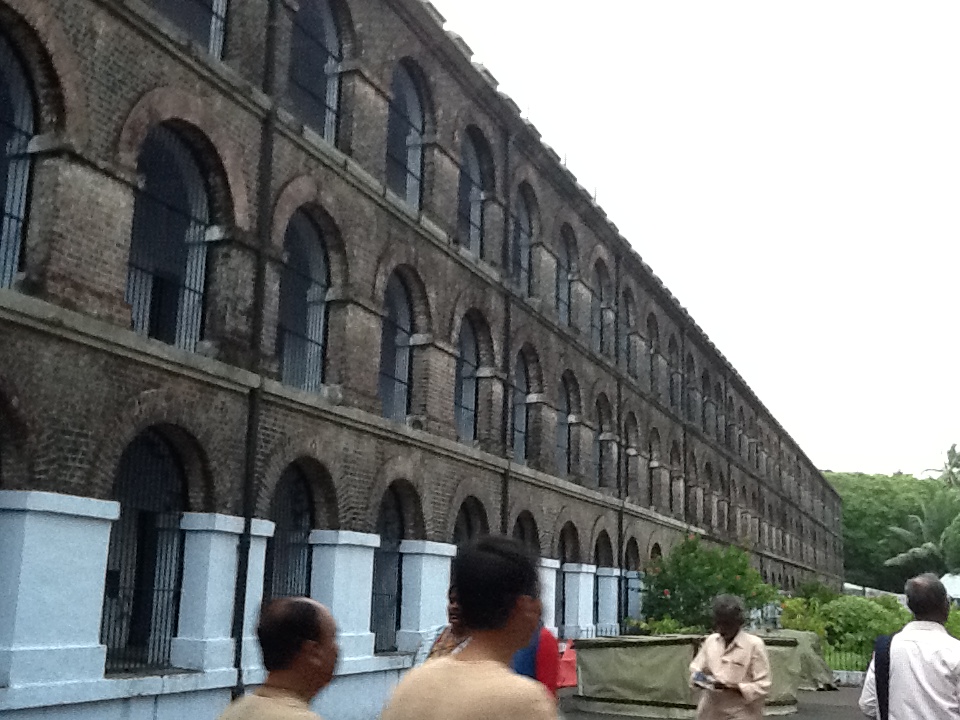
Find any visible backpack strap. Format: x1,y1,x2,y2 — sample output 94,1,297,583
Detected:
874,633,895,720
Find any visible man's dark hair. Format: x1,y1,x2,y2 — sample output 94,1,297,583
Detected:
452,535,539,631
712,594,745,622
905,573,948,619
257,597,324,671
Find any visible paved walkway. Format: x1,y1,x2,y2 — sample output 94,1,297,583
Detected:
559,687,864,719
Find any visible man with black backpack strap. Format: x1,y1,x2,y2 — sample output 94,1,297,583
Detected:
859,573,960,719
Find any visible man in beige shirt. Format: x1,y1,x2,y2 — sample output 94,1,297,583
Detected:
689,594,771,720
218,597,340,720
380,535,558,720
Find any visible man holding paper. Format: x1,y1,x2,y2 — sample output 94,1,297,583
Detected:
689,595,771,720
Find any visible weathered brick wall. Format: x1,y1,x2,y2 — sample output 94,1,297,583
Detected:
0,0,843,588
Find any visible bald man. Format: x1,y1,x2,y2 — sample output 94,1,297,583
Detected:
218,597,339,720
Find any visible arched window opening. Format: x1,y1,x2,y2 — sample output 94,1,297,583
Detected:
512,511,540,555
378,273,413,421
683,354,697,422
453,496,489,546
264,465,314,600
371,485,404,653
511,189,534,295
556,228,575,326
737,407,746,458
556,375,574,476
667,336,680,411
701,370,711,434
648,427,662,509
591,262,612,357
624,413,640,497
457,131,488,257
101,429,186,673
513,353,530,463
557,522,580,638
650,543,662,560
386,63,425,209
593,531,614,625
455,318,480,443
278,210,329,392
288,0,343,143
154,0,228,57
126,126,211,352
0,32,34,289
621,290,637,376
647,314,661,397
594,396,612,488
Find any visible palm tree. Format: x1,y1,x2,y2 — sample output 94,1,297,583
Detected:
885,486,960,574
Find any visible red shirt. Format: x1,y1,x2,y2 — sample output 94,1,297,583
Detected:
534,627,560,697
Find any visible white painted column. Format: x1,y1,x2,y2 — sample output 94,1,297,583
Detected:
562,563,597,639
171,513,244,672
397,540,457,653
0,491,119,686
240,518,275,685
310,530,380,661
595,567,621,636
625,570,643,619
539,558,560,635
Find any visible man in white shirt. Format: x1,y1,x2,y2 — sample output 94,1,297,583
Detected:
859,573,960,720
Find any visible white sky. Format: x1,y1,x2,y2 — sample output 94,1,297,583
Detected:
429,0,960,477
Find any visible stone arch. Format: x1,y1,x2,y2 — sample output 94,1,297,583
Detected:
648,426,662,461
624,411,640,448
588,514,617,564
551,509,584,561
0,0,89,146
556,519,583,564
372,254,433,335
117,87,250,230
558,222,581,273
324,0,360,58
511,507,542,554
445,476,497,541
270,177,349,290
365,454,428,539
624,536,642,571
585,240,616,283
559,369,583,415
594,529,615,567
516,341,544,394
516,180,542,238
594,392,613,430
457,123,498,197
390,56,436,135
254,434,343,529
85,388,224,511
452,495,490,545
646,312,661,350
453,307,497,370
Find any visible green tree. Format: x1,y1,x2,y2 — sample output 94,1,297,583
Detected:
826,472,940,591
641,535,777,629
885,485,960,575
930,444,960,488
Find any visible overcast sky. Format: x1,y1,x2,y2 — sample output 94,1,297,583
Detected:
429,0,960,477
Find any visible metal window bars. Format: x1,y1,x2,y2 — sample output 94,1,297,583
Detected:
264,466,313,600
100,430,185,674
385,69,424,210
288,0,342,144
151,0,228,57
278,212,329,392
125,126,210,353
371,487,404,654
454,322,479,443
378,275,413,421
0,34,34,289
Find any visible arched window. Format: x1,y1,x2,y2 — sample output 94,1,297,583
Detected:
511,188,534,295
101,429,186,673
648,427,662,509
737,407,746,457
594,395,612,488
378,273,413,421
557,522,580,638
0,32,34,289
683,353,697,422
667,336,680,410
386,63,425,209
126,126,211,352
621,290,637,376
556,227,575,326
278,210,329,392
453,496,489,546
647,314,661,397
513,353,530,464
593,531,614,625
512,511,540,554
154,0,228,56
624,412,640,497
457,130,490,257
455,318,480,443
288,0,342,143
264,464,313,600
591,262,612,357
556,374,575,476
701,370,711,434
371,485,404,653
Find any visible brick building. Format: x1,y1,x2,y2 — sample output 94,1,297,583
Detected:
0,0,842,717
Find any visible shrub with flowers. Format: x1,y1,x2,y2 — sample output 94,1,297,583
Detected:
640,535,777,629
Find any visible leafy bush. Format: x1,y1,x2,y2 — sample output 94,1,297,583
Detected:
621,617,706,636
780,598,827,639
795,581,840,606
819,595,910,654
945,607,960,639
641,535,777,629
